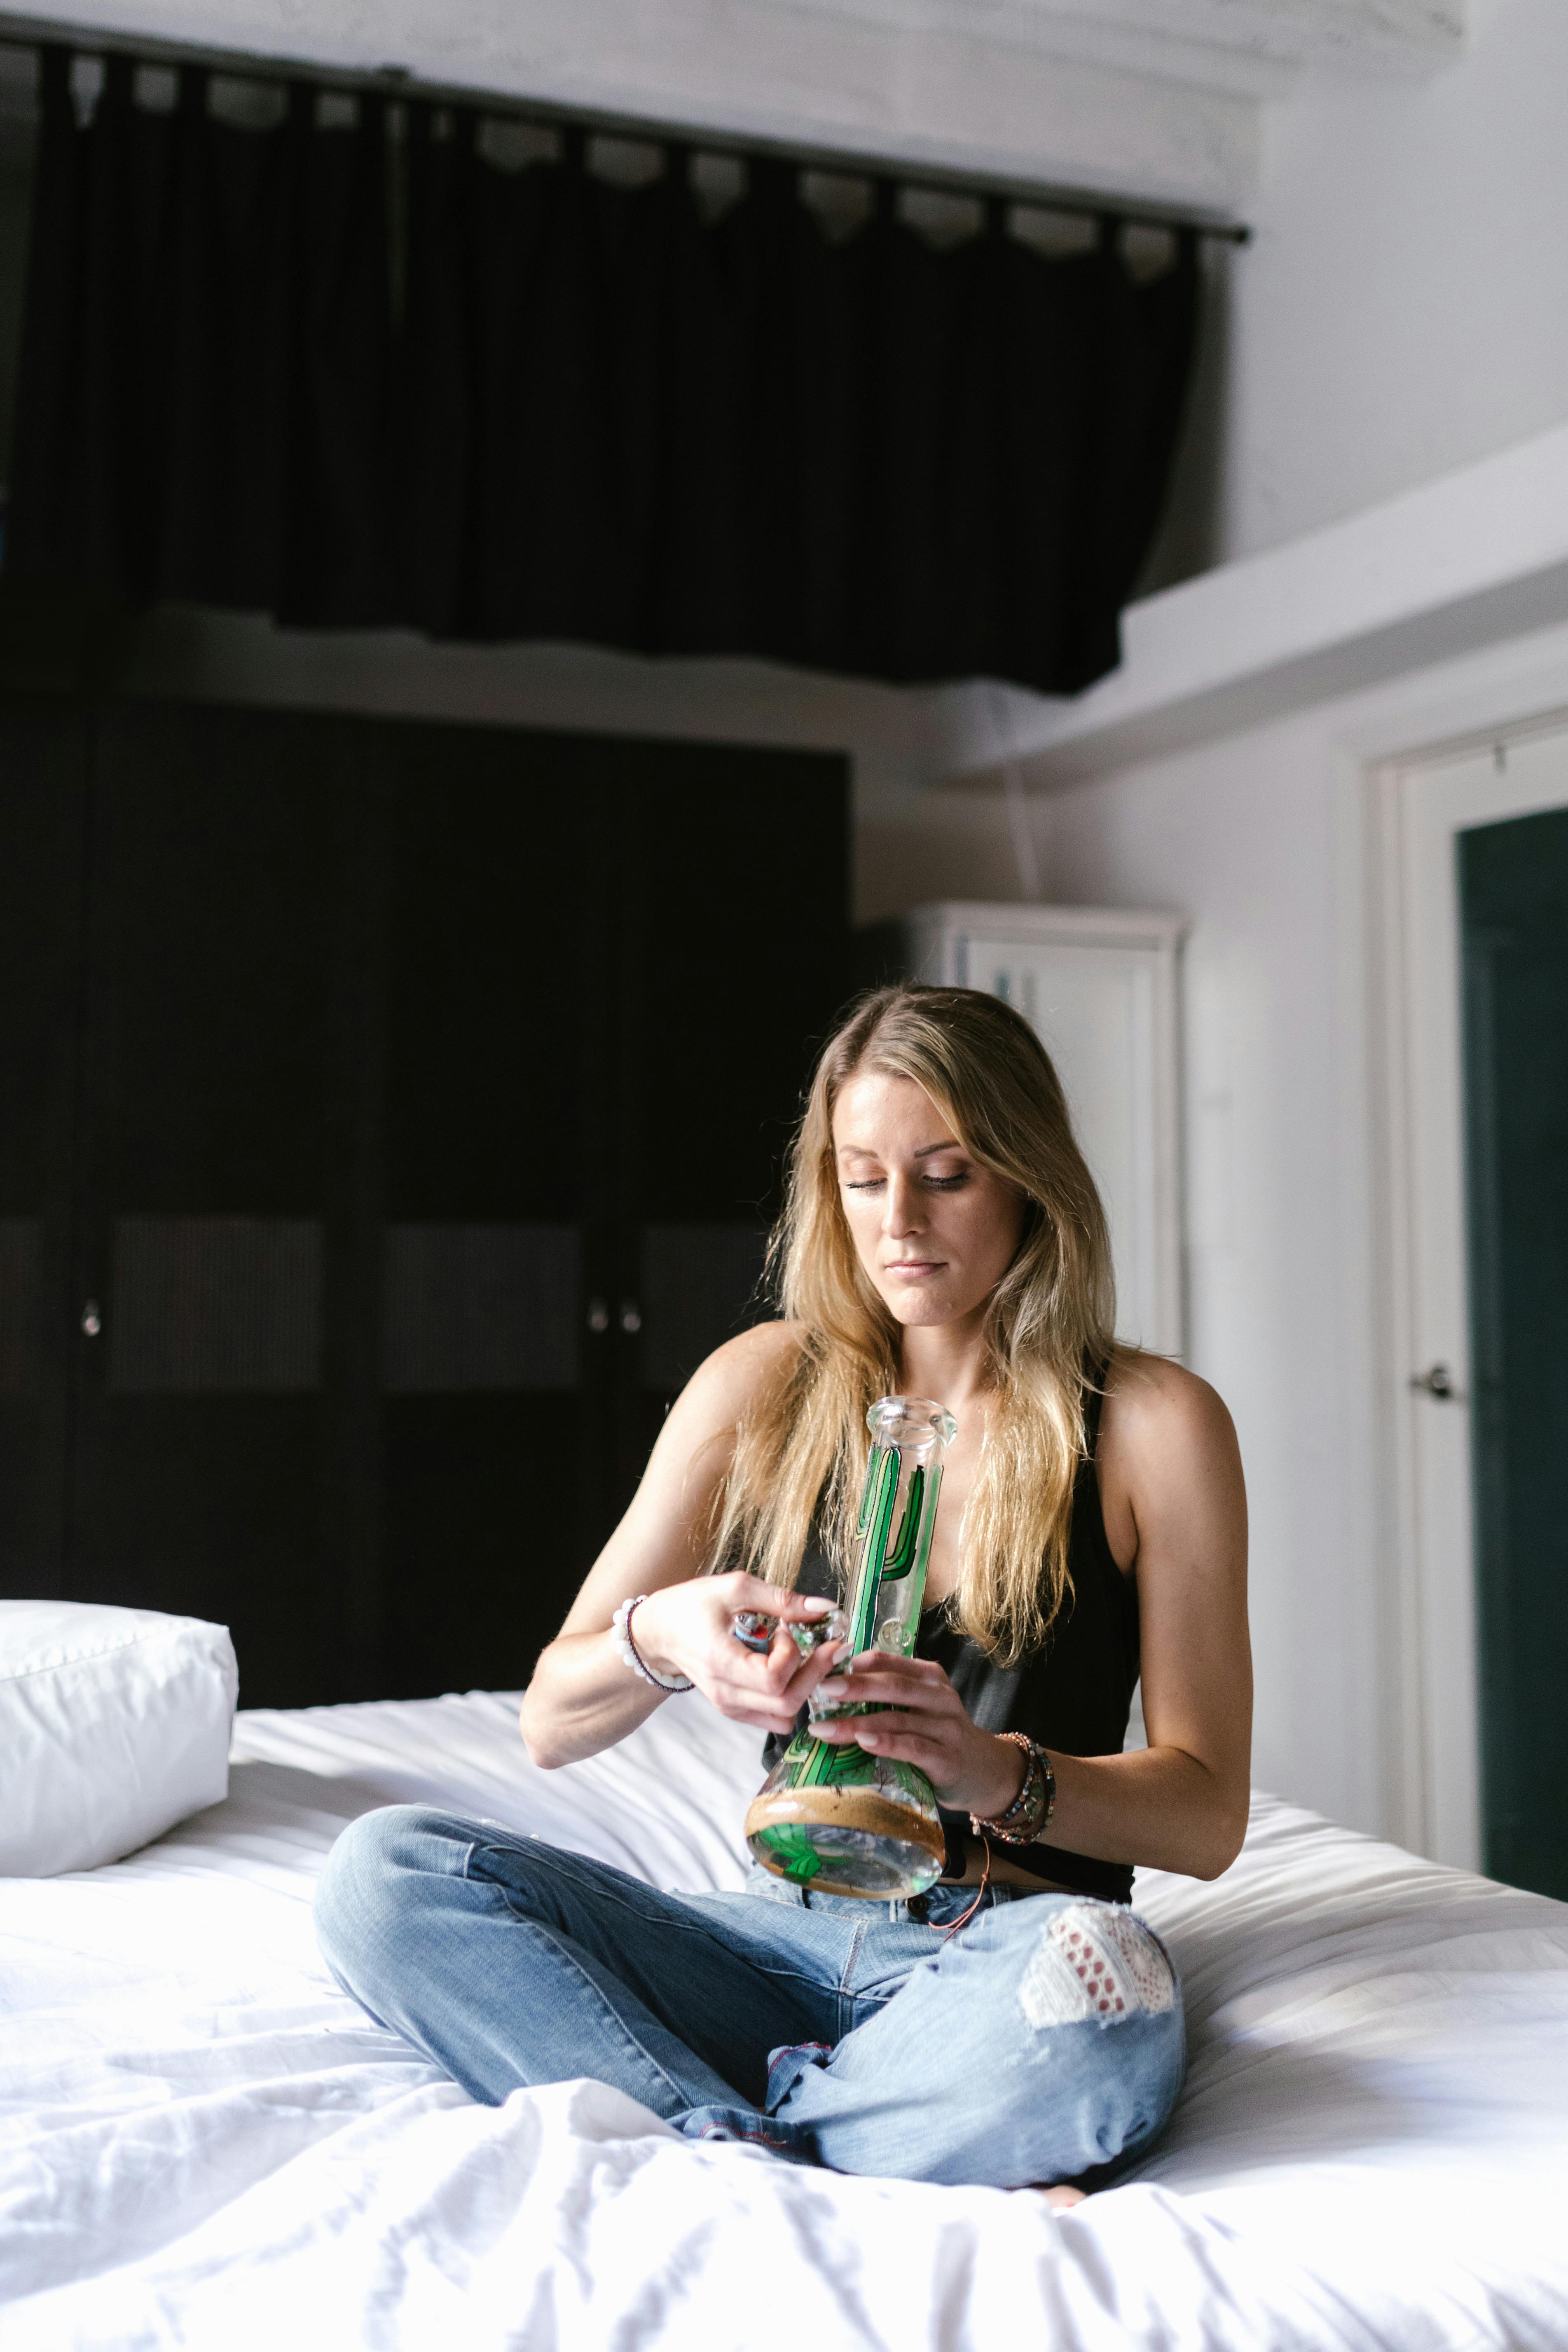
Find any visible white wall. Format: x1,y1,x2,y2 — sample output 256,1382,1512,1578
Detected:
1222,0,1568,559
986,604,1568,1840
1025,720,1381,1832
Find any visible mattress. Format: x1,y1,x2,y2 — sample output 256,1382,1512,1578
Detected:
2,1686,1567,2350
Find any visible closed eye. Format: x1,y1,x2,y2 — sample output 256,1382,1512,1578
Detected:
843,1172,970,1192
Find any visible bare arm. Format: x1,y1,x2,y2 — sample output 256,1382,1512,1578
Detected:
1046,1353,1251,1877
814,1354,1252,1880
519,1323,846,1768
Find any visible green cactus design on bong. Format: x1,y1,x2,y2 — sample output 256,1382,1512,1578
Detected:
836,1449,943,1695
845,1445,898,1655
744,1399,956,1896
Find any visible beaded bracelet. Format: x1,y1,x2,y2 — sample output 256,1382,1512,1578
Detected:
969,1731,1055,1845
611,1595,695,1693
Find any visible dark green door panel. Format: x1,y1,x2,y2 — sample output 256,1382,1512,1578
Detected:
1460,805,1568,1900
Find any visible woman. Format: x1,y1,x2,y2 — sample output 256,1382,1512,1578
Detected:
316,984,1250,2196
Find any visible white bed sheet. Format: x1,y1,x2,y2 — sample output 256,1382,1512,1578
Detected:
3,1687,1567,2351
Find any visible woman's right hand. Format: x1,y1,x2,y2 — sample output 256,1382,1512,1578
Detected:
629,1573,847,1739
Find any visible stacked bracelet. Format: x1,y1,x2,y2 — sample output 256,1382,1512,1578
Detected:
611,1595,695,1693
969,1732,1055,1845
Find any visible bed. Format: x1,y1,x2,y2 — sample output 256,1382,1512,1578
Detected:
4,1687,1567,2350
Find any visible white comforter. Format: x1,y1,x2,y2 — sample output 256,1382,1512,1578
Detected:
2,1689,1566,2350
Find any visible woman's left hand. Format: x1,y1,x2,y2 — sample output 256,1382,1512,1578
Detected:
811,1653,1027,1819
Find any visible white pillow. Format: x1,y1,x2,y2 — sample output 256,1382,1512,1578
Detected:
0,1601,238,1876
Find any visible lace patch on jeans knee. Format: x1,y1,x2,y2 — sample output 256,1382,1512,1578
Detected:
1018,1904,1175,2029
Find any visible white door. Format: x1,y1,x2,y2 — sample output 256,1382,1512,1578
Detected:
1382,719,1568,1870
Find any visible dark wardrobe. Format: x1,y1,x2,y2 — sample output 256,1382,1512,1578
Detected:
0,696,849,1707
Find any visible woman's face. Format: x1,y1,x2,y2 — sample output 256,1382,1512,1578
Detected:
831,1070,1027,1333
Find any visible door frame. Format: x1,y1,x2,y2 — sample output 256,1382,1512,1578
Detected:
1366,704,1568,1869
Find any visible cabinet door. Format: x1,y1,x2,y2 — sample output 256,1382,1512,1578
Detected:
378,721,603,1700
377,728,848,1687
0,702,89,1596
613,742,850,1480
65,704,354,1705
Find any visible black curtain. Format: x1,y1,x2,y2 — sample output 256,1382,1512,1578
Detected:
8,47,1201,694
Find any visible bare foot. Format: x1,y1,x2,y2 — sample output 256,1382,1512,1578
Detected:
1034,2185,1087,2211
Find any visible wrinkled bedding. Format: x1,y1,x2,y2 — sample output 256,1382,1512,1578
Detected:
2,1687,1566,2350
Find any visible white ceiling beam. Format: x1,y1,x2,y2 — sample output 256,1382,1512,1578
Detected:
0,0,1255,209
0,0,1467,207
768,0,1467,98
985,0,1468,79
930,420,1568,788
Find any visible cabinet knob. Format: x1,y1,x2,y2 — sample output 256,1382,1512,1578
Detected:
81,1300,102,1338
1410,1362,1460,1400
619,1301,642,1335
586,1297,610,1334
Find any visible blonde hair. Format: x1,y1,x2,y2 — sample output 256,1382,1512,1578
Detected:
709,983,1116,1663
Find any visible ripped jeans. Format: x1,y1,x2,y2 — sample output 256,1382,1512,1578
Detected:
315,1807,1186,2187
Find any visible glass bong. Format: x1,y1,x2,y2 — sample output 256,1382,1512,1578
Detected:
741,1395,957,1900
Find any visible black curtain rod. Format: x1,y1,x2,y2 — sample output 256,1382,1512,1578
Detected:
0,15,1252,246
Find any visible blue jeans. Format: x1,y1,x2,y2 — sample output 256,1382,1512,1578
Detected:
315,1806,1185,2188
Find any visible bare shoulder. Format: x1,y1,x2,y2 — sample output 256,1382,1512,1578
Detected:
677,1326,804,1411
1100,1347,1238,1460
670,1318,805,1434
1096,1350,1244,1567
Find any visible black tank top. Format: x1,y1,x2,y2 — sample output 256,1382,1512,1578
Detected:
761,1380,1140,1904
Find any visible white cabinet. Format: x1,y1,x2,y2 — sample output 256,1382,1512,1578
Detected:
903,903,1187,1357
